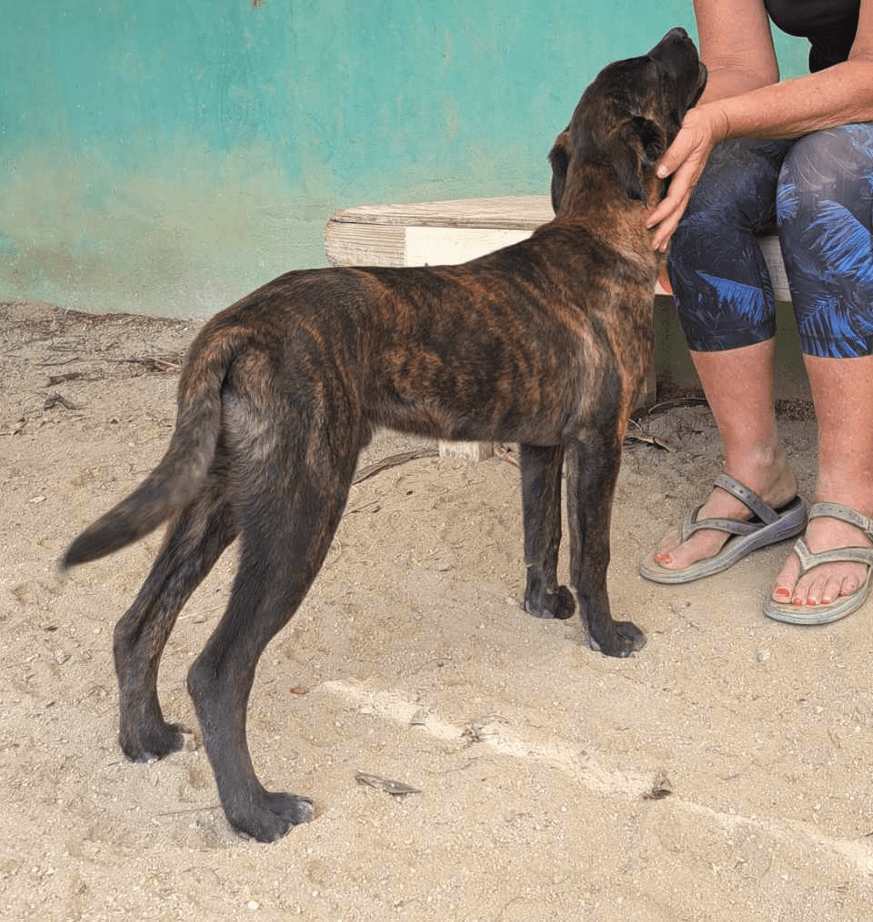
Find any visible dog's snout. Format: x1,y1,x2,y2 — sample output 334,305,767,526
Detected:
665,27,689,42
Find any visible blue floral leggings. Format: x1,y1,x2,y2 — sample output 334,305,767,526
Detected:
668,124,873,358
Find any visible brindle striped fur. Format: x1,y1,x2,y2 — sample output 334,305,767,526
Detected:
63,29,706,842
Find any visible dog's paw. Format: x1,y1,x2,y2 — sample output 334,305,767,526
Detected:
589,620,646,658
523,585,576,620
228,791,314,843
120,721,189,763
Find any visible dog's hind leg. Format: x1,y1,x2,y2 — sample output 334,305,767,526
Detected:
113,473,236,762
520,443,575,620
187,424,356,842
566,433,646,657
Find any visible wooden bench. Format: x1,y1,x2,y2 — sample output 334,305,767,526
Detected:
325,196,790,460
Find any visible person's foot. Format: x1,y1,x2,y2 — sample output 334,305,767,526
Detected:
771,510,873,606
654,453,797,571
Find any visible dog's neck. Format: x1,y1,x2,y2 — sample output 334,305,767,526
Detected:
551,162,663,267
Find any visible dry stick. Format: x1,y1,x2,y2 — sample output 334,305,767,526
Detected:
155,804,222,818
351,448,439,485
643,396,708,417
624,432,674,452
111,356,182,372
493,445,519,468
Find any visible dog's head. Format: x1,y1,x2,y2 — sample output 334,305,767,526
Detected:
550,28,707,213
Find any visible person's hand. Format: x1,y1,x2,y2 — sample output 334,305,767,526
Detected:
646,104,730,251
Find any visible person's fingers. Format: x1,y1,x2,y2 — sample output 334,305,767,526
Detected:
654,127,697,180
652,199,689,251
646,149,704,228
647,152,708,247
648,164,699,246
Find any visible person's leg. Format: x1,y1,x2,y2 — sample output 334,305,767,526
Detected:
655,139,797,571
771,125,873,606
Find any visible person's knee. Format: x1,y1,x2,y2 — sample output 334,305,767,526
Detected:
778,126,873,359
672,138,786,261
778,125,873,222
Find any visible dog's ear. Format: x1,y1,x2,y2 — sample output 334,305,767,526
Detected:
611,115,666,202
548,130,571,213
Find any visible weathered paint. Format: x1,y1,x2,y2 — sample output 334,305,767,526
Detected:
0,1,807,316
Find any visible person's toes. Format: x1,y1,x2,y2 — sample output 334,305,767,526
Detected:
803,574,827,606
820,576,843,605
655,529,681,561
791,571,814,606
772,552,800,602
656,534,693,569
841,574,860,598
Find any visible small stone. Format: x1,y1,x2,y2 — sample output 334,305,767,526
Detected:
410,708,428,727
756,649,771,663
246,900,260,911
643,769,673,800
53,650,70,665
29,495,46,504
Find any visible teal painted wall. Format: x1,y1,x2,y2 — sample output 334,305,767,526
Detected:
0,1,808,317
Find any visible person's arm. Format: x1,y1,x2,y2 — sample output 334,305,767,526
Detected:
648,0,873,250
695,0,780,103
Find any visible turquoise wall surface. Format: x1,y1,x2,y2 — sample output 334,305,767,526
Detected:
1,1,807,317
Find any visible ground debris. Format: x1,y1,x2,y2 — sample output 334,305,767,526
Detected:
46,370,102,386
111,354,182,373
624,418,674,452
354,771,422,796
642,769,673,800
461,716,505,744
352,448,439,485
43,392,81,411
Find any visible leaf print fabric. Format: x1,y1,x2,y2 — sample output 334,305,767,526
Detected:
668,124,873,358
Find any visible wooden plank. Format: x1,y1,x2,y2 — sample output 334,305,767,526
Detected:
405,226,531,267
324,220,405,268
760,235,791,302
330,195,553,230
437,439,494,462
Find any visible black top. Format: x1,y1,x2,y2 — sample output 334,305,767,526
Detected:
765,0,860,71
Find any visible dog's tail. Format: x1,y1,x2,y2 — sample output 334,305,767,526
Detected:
62,323,244,569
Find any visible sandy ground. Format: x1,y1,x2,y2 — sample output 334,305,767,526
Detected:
1,300,873,921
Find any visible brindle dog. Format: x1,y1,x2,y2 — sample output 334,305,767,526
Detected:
63,29,706,842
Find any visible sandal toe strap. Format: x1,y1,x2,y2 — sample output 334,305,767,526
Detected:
713,473,779,524
680,510,760,541
809,502,873,539
793,537,873,574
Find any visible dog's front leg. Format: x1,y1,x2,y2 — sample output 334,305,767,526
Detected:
520,443,575,620
566,433,646,657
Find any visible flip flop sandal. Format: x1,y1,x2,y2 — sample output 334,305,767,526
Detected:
640,473,808,585
764,502,873,625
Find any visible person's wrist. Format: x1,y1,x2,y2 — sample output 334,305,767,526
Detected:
694,102,731,144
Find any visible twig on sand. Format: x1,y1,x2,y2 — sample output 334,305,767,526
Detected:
641,396,708,417
352,448,438,485
494,444,519,468
624,432,674,452
111,355,182,373
155,804,222,818
36,357,82,368
43,393,81,411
